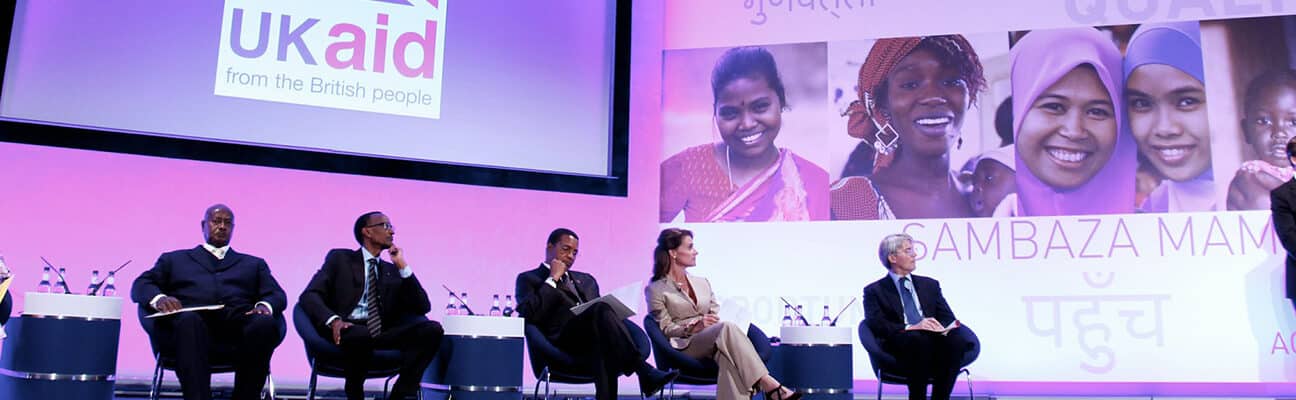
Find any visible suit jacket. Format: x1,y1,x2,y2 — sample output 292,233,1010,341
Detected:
131,246,287,314
645,274,718,349
1271,178,1296,299
862,274,956,347
514,264,599,341
299,248,432,329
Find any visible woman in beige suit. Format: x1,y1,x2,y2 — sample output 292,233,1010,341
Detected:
646,228,801,400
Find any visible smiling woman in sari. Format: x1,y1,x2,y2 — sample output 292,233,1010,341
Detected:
659,46,830,223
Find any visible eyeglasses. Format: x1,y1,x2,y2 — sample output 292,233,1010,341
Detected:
366,222,394,231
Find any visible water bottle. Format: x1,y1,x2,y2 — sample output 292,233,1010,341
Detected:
503,295,515,317
55,267,67,293
489,294,502,316
458,292,470,315
820,305,832,326
781,305,793,327
86,270,101,296
445,294,458,316
102,271,117,297
795,305,807,326
37,266,51,293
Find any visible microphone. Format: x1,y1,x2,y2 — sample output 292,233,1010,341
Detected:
86,260,131,296
779,297,810,326
440,284,476,316
828,297,858,327
40,256,72,294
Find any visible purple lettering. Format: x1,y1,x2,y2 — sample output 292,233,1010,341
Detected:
931,223,961,261
1239,215,1277,254
967,222,1001,260
277,15,319,64
1202,215,1234,256
325,23,367,70
1078,218,1103,258
1044,220,1075,259
1109,218,1139,257
229,9,271,58
374,14,390,73
903,222,927,260
394,20,438,79
1011,220,1038,259
1158,216,1194,256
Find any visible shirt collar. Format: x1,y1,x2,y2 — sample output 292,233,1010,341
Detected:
888,271,911,286
201,243,230,260
361,248,379,265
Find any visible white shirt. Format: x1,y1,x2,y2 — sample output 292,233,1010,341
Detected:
888,271,924,325
150,244,272,313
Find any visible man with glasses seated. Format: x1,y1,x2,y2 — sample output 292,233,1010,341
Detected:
299,211,443,400
131,204,288,400
862,233,972,400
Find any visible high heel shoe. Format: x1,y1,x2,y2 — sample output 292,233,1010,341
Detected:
764,385,802,400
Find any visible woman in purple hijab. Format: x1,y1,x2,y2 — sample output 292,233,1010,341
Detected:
1124,22,1213,212
1007,28,1136,216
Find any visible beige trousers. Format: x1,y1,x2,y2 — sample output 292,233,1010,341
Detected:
680,321,769,400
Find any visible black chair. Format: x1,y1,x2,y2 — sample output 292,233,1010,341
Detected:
292,303,424,400
0,291,12,326
856,320,979,400
523,319,652,400
138,305,286,400
642,314,772,398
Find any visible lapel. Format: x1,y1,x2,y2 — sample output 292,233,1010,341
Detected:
682,275,702,314
218,249,243,272
878,275,904,317
350,249,365,292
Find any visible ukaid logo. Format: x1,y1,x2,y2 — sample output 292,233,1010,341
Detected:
215,0,446,119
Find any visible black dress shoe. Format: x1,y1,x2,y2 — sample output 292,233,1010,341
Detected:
638,368,679,397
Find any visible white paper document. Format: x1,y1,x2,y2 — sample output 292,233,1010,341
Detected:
570,281,641,321
146,304,225,318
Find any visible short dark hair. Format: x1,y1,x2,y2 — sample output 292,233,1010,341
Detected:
353,211,384,245
547,228,579,246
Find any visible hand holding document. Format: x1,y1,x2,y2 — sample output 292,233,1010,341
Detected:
146,304,225,318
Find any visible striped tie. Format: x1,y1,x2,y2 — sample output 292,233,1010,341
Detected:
365,258,383,337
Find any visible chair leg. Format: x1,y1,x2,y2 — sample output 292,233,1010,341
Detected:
385,374,398,400
307,360,318,400
264,373,276,400
150,355,163,400
874,369,882,400
542,367,552,400
960,368,973,399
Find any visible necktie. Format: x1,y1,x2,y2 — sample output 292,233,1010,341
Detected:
899,277,922,325
365,258,383,337
561,275,584,303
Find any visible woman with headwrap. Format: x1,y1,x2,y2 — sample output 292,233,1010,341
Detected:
660,46,830,223
1124,22,1214,212
831,35,986,220
1005,28,1135,216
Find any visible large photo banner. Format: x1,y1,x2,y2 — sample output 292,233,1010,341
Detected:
660,0,1296,389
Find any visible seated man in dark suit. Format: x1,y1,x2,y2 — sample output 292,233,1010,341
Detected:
863,233,972,400
515,228,677,400
299,211,443,400
131,204,287,400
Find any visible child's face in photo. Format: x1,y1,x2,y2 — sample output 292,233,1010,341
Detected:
1243,83,1296,167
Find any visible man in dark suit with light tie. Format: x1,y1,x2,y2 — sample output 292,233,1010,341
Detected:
299,211,443,400
131,204,287,400
515,228,677,400
863,233,972,400
1271,137,1296,312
